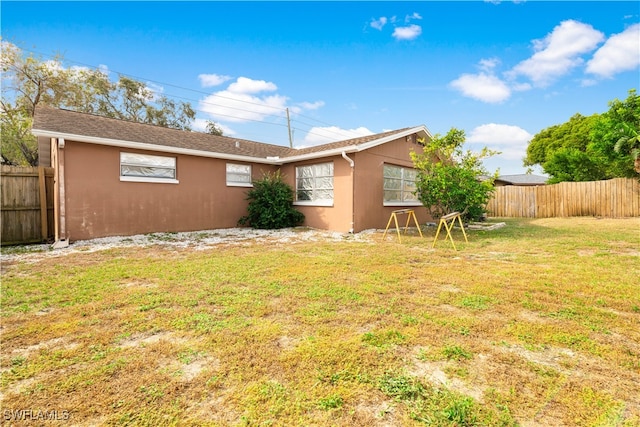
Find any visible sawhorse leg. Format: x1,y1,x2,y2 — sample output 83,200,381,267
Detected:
383,210,423,243
456,214,468,244
382,212,402,242
431,217,459,251
432,212,467,250
407,210,423,238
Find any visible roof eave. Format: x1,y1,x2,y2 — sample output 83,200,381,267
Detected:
32,124,433,165
357,126,433,151
280,126,433,163
280,145,359,163
31,129,283,165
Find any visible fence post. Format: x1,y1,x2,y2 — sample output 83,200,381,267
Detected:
39,166,48,240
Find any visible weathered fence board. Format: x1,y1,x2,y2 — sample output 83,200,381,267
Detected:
1,165,55,245
487,178,640,218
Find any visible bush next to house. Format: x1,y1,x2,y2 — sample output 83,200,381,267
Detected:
411,128,498,221
238,171,305,229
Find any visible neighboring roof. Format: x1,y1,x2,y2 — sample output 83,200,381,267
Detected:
496,174,548,186
32,107,432,164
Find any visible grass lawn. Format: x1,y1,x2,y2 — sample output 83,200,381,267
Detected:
1,217,639,426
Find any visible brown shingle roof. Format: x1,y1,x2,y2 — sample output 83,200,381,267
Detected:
32,107,294,159
293,127,415,155
32,107,424,161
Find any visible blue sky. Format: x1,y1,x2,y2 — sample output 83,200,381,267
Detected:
2,1,639,175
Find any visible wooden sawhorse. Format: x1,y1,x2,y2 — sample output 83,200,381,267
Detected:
382,209,423,243
432,211,468,250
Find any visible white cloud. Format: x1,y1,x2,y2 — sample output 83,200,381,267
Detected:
200,91,287,123
370,16,387,30
228,77,277,94
478,57,500,72
466,123,533,161
453,20,611,103
467,123,533,145
371,13,421,40
509,20,604,87
405,12,422,23
199,76,323,124
296,101,325,111
298,126,374,147
198,73,233,87
450,72,511,103
392,24,422,41
289,100,325,115
198,77,286,123
585,23,640,78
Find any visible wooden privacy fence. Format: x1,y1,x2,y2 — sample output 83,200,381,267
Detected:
1,165,55,245
487,178,640,218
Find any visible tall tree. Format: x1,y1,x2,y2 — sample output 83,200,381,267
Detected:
590,89,639,177
411,128,498,221
524,113,604,183
524,90,639,182
1,41,196,166
614,122,640,174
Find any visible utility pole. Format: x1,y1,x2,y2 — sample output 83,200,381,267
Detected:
286,108,293,148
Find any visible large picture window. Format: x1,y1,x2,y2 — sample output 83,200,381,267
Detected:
383,164,419,205
120,152,178,183
295,162,334,205
226,163,252,187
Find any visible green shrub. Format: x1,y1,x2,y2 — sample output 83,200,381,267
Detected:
238,171,304,229
411,128,497,221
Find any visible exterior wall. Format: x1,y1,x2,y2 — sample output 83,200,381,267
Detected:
352,135,432,232
280,154,355,233
61,140,277,240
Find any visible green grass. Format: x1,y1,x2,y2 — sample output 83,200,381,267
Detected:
1,217,639,426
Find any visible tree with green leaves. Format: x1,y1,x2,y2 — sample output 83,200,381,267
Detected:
1,41,197,165
524,113,604,183
411,128,498,221
524,89,639,182
590,89,639,177
614,122,640,174
205,120,224,136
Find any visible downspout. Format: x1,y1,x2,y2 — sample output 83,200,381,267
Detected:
52,138,69,249
341,151,355,233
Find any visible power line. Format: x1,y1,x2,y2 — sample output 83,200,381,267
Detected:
19,47,290,114
19,46,336,127
12,44,367,143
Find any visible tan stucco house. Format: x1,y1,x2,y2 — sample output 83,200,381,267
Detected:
32,107,434,242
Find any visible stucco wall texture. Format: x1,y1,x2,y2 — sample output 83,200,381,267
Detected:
56,135,430,240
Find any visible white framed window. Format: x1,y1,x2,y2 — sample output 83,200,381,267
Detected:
226,163,252,187
295,162,334,206
383,164,420,206
120,152,178,184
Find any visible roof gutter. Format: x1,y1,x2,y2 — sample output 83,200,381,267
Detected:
341,151,354,168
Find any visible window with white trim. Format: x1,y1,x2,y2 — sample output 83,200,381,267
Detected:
383,164,420,205
120,152,178,183
226,163,252,187
295,162,334,205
